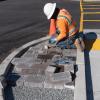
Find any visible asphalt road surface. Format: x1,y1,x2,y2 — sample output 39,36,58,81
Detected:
0,0,80,62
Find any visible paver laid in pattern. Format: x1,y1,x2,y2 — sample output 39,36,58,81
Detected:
4,41,77,100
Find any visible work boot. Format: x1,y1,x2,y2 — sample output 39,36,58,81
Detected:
64,81,75,89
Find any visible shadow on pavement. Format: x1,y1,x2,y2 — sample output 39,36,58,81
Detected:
4,65,21,100
0,0,6,2
4,86,14,100
84,32,97,100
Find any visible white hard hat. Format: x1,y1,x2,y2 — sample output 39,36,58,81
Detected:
43,3,56,19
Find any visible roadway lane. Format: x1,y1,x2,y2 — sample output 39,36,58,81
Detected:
0,0,80,62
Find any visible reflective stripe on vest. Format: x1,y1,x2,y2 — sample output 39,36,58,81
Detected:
57,15,77,36
58,15,72,26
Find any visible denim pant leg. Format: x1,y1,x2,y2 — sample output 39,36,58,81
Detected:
57,40,68,49
57,38,76,49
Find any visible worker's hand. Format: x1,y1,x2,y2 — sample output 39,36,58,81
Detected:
49,37,57,44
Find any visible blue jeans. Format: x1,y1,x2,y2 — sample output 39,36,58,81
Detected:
57,38,76,49
56,33,80,49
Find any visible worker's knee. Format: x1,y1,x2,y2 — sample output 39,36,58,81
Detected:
74,38,85,52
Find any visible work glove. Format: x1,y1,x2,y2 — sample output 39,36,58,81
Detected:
49,37,57,44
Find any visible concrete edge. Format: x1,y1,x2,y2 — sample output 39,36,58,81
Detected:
74,50,86,100
0,36,50,100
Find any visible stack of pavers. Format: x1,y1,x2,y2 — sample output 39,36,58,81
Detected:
5,41,76,100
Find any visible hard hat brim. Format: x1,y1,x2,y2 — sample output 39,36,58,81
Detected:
47,3,56,19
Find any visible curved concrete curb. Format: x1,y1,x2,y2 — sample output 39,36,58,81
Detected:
0,36,50,100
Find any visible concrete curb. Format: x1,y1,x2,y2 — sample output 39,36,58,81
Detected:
0,36,49,100
74,50,86,100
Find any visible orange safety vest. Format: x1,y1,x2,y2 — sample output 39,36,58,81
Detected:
49,9,78,41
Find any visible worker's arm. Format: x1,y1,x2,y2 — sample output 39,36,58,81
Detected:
56,19,69,41
49,19,56,36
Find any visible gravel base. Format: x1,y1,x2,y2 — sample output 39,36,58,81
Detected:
5,86,74,100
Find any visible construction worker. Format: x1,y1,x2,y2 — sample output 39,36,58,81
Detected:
43,3,85,51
